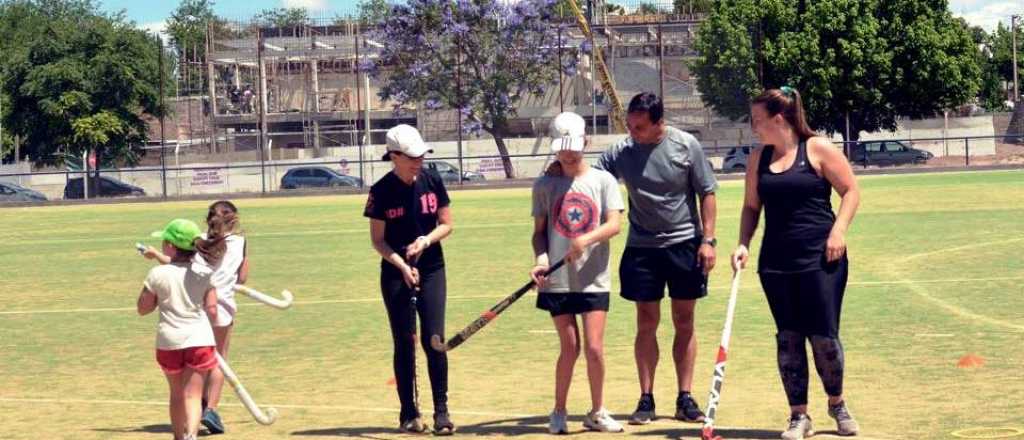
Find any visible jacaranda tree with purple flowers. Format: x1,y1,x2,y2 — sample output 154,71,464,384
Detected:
368,0,576,178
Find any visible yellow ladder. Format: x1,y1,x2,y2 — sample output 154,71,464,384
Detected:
566,0,627,133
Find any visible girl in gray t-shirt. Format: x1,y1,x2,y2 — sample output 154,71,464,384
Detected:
529,112,626,434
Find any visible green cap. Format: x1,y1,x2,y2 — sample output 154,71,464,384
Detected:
150,219,202,251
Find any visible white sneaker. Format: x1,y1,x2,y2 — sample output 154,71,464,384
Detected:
583,408,624,433
549,409,569,434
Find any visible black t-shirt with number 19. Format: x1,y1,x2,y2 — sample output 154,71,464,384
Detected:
364,169,450,272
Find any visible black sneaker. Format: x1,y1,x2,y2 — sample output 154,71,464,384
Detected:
433,412,456,436
629,393,656,425
674,392,705,422
201,408,225,434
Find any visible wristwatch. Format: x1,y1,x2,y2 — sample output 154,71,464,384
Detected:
702,237,717,247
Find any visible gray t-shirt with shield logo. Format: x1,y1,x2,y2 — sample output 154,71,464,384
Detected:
532,168,625,293
595,126,718,248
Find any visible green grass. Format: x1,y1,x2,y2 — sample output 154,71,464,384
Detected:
1,170,1022,439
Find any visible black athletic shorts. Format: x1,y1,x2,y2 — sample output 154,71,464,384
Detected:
537,292,610,317
758,256,848,338
619,238,708,302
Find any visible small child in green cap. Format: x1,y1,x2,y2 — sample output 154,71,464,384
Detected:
136,218,222,440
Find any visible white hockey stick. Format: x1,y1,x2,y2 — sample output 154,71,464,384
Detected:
216,352,278,425
701,263,743,440
233,285,294,310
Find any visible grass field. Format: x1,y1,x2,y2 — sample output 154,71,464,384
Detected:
1,169,1022,440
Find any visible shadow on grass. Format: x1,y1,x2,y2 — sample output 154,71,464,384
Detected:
91,424,172,434
293,416,782,438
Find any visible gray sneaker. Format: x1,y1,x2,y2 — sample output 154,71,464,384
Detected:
629,394,656,425
399,417,428,434
828,401,859,436
548,409,569,435
781,413,813,440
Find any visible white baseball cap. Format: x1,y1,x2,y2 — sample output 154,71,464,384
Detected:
549,112,586,152
383,124,433,161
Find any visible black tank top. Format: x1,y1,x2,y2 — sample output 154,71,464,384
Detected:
757,142,836,273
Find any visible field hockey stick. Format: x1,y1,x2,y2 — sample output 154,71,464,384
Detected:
216,352,278,425
701,260,744,440
430,258,565,352
233,285,294,310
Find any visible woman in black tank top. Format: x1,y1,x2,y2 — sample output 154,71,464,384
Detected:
731,88,862,440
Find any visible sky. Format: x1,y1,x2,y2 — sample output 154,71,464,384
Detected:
105,0,1021,40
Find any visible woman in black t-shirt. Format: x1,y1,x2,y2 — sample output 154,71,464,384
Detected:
365,124,454,435
731,88,861,440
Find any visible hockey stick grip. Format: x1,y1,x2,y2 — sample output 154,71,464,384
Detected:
430,259,565,352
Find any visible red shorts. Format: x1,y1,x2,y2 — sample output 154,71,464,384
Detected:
156,346,218,375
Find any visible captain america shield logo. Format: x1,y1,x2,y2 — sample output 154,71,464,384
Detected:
553,192,597,238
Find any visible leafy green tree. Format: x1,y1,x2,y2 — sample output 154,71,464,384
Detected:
0,0,164,189
255,7,311,28
692,0,981,142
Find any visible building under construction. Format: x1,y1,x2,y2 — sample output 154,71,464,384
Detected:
195,10,714,157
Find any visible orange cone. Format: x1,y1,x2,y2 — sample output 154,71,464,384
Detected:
957,354,985,368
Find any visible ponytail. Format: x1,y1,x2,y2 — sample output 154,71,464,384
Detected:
195,200,241,267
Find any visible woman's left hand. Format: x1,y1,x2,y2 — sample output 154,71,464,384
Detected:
405,236,429,261
825,230,847,262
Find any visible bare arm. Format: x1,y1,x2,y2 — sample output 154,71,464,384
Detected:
811,138,860,262
530,215,551,285
406,206,454,260
733,147,765,269
137,287,157,316
142,247,171,265
371,219,410,270
236,257,250,284
203,287,218,323
370,218,420,288
697,193,718,274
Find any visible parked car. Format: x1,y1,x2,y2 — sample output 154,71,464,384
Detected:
0,181,47,202
280,166,362,190
851,140,933,166
64,175,145,199
722,146,755,172
425,160,485,184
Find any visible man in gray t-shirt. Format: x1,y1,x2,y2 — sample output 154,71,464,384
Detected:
596,93,719,425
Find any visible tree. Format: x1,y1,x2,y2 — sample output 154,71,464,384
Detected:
0,0,164,188
990,22,1023,98
255,7,311,29
368,0,577,178
166,0,217,96
357,0,390,27
673,0,712,15
692,0,981,143
634,3,665,15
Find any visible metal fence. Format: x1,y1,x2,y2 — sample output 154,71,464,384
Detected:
1,132,1020,204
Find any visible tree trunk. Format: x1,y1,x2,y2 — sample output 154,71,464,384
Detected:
493,135,515,179
486,123,516,179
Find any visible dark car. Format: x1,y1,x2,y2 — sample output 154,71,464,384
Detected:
0,181,47,202
280,166,362,190
851,140,933,166
64,175,145,199
425,160,485,185
722,146,755,172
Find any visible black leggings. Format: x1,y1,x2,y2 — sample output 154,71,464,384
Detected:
381,265,448,421
759,258,848,406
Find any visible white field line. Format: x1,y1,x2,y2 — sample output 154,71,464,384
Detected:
892,239,1024,333
2,276,1022,316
